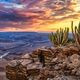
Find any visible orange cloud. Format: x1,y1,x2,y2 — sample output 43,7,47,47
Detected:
0,0,80,32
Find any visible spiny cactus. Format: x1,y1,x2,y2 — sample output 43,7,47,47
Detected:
71,21,80,48
49,27,69,47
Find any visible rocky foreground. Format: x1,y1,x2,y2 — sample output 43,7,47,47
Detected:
6,45,80,80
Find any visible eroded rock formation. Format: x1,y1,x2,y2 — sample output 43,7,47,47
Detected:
6,45,80,80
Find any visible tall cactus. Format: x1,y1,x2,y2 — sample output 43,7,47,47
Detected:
71,21,80,48
49,27,69,47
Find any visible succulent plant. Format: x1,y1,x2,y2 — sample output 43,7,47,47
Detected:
71,21,80,48
49,27,69,47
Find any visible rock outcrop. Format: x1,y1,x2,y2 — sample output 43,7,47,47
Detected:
6,45,80,80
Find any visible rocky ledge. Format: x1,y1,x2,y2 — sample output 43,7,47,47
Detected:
6,45,80,80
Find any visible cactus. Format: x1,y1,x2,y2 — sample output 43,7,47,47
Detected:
71,21,80,48
49,27,69,47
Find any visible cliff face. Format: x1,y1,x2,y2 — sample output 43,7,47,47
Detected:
6,45,80,80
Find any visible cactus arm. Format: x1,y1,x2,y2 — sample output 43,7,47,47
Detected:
48,27,69,47
74,26,80,46
61,27,69,45
71,21,75,40
78,22,80,34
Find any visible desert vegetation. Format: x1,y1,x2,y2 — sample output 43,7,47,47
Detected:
6,21,80,80
71,21,80,49
49,27,69,47
49,21,80,48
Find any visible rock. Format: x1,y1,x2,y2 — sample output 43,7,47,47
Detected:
41,46,47,49
36,67,54,80
51,58,58,63
69,54,80,68
27,69,40,76
53,75,77,80
32,49,53,58
69,46,79,54
8,60,21,67
63,47,71,56
6,63,27,80
6,45,80,80
21,53,35,66
22,54,31,59
27,62,42,69
21,59,32,66
63,46,79,56
76,67,80,76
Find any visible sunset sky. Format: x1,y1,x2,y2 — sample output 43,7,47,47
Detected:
0,0,80,32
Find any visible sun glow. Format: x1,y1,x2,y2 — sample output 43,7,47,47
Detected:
0,0,80,32
72,0,80,12
75,4,80,12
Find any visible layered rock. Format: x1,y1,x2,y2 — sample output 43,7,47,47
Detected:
6,45,80,80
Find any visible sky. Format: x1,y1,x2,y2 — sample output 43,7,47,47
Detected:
0,0,80,32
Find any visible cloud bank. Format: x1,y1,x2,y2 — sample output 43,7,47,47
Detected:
0,0,80,32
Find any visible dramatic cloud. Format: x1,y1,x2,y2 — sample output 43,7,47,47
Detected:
0,0,80,32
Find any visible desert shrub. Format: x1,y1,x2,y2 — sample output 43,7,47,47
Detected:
49,27,69,46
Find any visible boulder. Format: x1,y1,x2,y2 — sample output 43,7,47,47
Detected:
6,45,80,80
69,54,80,68
6,62,27,80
